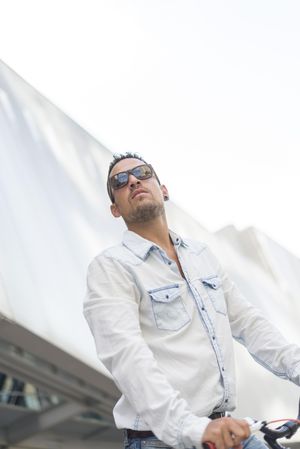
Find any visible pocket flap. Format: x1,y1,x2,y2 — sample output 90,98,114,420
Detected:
201,276,221,290
149,285,180,303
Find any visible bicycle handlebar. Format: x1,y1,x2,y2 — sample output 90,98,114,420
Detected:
262,396,300,449
203,397,300,449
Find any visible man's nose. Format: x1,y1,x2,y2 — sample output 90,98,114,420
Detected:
128,173,141,189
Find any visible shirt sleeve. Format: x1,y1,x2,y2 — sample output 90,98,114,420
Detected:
205,247,300,386
83,254,210,449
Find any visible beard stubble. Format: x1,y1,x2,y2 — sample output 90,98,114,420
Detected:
126,201,165,224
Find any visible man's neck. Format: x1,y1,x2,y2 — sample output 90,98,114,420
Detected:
127,216,173,252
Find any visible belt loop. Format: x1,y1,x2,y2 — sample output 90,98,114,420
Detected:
123,429,129,445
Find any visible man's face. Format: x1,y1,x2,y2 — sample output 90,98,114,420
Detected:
109,158,169,224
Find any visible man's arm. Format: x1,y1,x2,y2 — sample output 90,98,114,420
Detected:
83,254,211,449
205,247,300,386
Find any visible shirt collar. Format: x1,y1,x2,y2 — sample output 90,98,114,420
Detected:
122,229,188,260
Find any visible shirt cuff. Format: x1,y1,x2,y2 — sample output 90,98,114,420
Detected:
180,415,211,449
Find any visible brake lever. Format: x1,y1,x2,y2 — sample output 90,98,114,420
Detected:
260,419,300,449
260,421,300,440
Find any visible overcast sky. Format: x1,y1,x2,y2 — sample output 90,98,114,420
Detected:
1,0,300,256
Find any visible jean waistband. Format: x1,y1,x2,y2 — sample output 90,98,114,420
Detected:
125,412,226,440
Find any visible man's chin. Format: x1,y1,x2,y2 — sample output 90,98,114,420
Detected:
127,202,164,223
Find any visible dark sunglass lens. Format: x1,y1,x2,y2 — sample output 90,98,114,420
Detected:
111,172,128,189
133,165,152,179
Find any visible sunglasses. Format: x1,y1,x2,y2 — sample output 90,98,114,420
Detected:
109,163,154,191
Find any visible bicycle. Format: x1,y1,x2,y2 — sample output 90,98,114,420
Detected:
203,397,300,449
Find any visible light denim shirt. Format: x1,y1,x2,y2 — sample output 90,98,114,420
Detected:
83,230,300,449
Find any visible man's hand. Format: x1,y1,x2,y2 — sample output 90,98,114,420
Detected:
202,417,251,449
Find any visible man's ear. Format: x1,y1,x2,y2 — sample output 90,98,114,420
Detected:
161,184,169,201
110,203,121,218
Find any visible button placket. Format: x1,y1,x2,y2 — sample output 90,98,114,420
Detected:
174,250,229,406
188,282,230,407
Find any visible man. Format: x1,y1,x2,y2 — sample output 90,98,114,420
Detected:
83,153,300,449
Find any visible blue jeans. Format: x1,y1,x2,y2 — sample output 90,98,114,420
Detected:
243,435,269,449
124,433,269,449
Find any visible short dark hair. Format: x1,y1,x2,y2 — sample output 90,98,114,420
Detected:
107,152,160,203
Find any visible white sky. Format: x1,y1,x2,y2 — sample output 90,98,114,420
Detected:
1,0,300,257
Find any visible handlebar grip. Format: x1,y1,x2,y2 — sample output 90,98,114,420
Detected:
203,442,216,449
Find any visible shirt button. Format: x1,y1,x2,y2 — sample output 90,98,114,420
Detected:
201,307,205,311
168,261,172,265
166,294,169,299
212,336,216,340
225,399,228,403
222,367,225,371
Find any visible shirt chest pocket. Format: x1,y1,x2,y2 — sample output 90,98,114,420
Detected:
148,284,191,331
201,276,227,316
